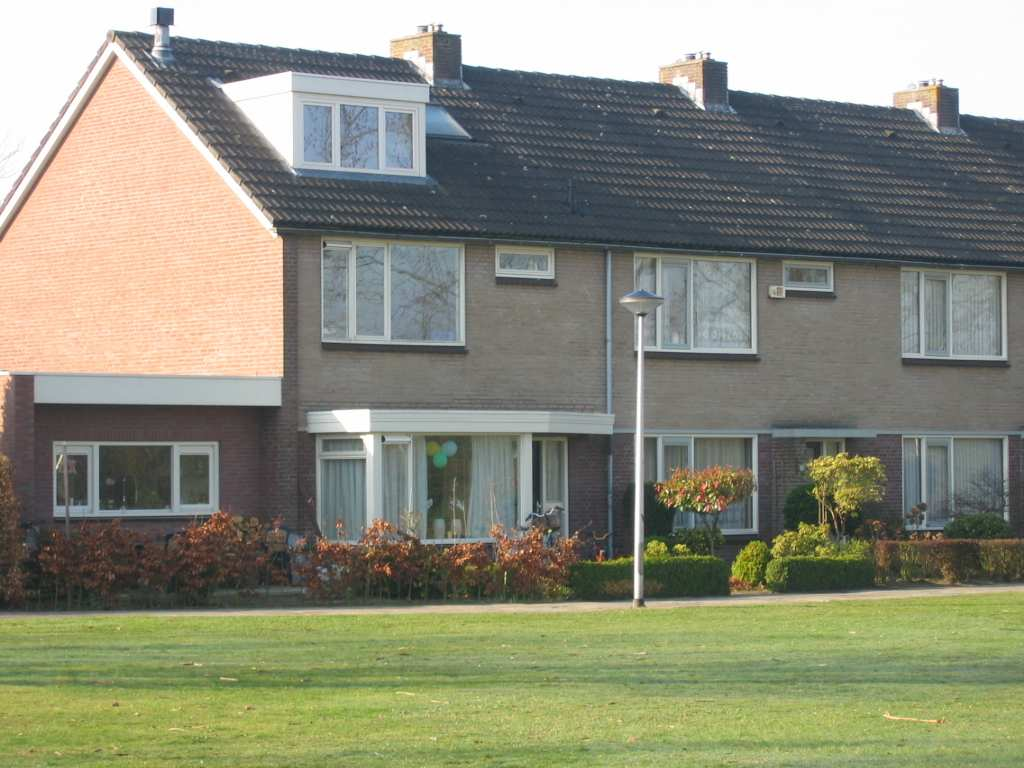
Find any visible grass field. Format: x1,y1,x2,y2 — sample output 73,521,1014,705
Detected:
1,594,1022,767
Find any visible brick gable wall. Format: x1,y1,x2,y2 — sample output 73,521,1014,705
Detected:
0,58,283,377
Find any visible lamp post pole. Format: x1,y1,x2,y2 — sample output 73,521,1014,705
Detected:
619,289,664,609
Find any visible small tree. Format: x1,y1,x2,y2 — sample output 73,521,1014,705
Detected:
806,453,886,537
0,454,25,606
656,466,756,556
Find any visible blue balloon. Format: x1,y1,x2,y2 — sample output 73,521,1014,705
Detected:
442,440,458,457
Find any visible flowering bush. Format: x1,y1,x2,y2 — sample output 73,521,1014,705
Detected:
655,466,756,555
0,454,25,607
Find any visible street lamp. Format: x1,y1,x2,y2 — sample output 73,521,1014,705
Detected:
619,288,664,608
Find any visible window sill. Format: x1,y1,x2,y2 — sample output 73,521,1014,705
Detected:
322,342,468,354
495,276,557,287
902,357,1008,368
784,289,836,299
640,351,760,362
53,510,215,520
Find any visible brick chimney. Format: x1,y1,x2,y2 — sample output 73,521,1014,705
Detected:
894,79,961,134
659,52,731,112
390,24,463,87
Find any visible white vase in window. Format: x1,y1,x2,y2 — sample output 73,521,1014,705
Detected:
432,518,446,540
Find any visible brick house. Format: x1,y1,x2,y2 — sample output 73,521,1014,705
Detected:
1,10,1022,552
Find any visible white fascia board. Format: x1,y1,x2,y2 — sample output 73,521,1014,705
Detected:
34,374,281,407
770,428,879,439
0,41,276,239
221,71,429,104
306,409,615,435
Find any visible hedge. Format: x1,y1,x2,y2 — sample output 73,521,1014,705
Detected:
764,556,875,593
875,539,1024,584
569,556,729,600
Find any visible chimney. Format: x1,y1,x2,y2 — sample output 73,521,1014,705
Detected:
659,52,731,112
149,7,175,64
390,24,463,87
894,79,961,134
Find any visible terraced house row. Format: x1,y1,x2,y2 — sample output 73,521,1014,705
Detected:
1,8,1022,552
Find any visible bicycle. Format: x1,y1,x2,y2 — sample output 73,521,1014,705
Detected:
520,503,564,547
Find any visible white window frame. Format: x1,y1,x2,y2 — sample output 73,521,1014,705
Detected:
534,437,569,533
634,252,758,354
52,441,218,519
782,260,833,292
52,444,94,518
902,435,1009,530
321,238,466,346
316,432,560,544
900,267,1007,361
495,246,556,280
646,433,759,535
296,96,424,177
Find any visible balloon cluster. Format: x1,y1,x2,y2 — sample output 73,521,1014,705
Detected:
426,439,459,469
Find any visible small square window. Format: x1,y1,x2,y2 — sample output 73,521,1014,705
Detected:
495,246,555,279
783,261,833,292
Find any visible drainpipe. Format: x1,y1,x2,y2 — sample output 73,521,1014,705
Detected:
605,248,614,557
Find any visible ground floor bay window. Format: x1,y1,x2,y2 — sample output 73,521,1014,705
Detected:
643,434,757,534
903,436,1008,529
52,442,218,518
317,433,570,542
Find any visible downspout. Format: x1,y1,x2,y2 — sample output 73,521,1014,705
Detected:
605,248,615,558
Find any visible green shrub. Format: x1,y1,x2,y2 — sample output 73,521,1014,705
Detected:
731,541,771,586
648,527,725,557
645,540,670,558
671,543,692,557
770,523,831,558
624,482,676,538
783,483,818,530
570,556,729,600
978,540,1024,581
895,540,981,583
765,556,876,593
0,454,25,607
944,513,1013,540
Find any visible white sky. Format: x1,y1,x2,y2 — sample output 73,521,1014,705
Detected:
3,0,1023,195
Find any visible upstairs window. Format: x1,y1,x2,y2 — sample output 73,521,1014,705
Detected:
635,254,756,353
300,100,418,174
495,246,555,280
322,240,464,345
783,261,833,292
901,269,1005,359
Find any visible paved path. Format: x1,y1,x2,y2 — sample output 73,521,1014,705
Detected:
3,583,1022,620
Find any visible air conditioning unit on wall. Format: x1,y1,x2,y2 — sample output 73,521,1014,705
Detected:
768,285,787,299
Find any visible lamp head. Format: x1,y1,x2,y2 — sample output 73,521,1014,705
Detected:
619,289,664,317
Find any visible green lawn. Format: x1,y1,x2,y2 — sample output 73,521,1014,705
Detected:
1,595,1022,767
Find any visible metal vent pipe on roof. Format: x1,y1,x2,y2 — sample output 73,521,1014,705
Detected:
150,7,175,64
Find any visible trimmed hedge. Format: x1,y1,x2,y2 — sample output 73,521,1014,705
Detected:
765,556,875,593
570,556,729,600
731,541,771,586
876,539,1024,584
944,514,1013,540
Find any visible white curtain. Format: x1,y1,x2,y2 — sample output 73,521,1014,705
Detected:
902,438,922,518
543,441,565,505
381,442,409,528
953,438,1003,513
952,275,1001,356
661,261,689,348
321,458,366,540
468,437,518,537
901,271,920,354
926,440,951,526
694,438,753,530
635,257,658,347
924,276,948,355
694,261,751,349
321,245,350,340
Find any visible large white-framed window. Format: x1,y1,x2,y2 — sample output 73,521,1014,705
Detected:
495,246,555,280
901,268,1006,360
634,253,757,353
642,434,758,534
51,442,218,518
297,96,422,176
902,435,1008,529
316,432,569,543
321,239,465,345
783,260,833,292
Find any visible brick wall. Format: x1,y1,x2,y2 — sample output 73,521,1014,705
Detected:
567,435,609,540
0,58,283,377
1009,436,1023,535
31,404,268,530
845,435,903,524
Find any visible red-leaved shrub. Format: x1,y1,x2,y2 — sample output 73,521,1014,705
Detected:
0,454,25,607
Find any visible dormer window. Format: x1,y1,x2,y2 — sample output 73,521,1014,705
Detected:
223,72,428,178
